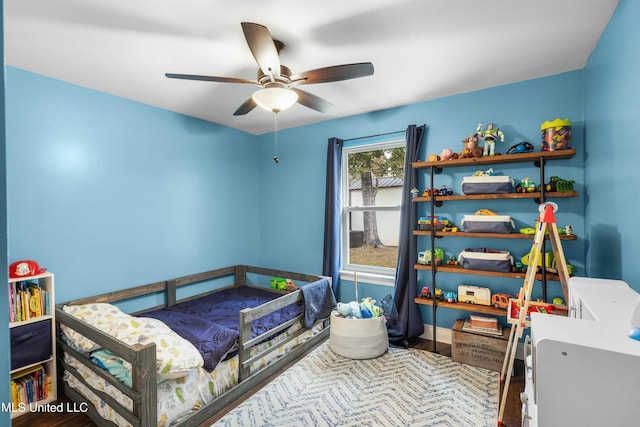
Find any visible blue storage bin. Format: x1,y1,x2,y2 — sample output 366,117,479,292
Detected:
10,319,52,370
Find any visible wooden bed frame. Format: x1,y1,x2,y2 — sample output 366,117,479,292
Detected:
55,265,331,427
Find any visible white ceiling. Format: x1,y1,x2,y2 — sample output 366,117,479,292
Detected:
4,0,619,135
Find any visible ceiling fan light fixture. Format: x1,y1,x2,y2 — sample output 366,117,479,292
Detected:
252,87,298,113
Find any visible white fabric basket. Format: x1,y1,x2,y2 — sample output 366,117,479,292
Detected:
329,312,388,359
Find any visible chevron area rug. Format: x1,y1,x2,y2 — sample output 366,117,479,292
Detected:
212,341,499,427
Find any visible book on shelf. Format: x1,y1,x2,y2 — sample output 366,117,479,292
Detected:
11,364,49,406
8,281,49,323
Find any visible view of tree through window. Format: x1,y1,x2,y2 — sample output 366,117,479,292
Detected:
343,142,405,274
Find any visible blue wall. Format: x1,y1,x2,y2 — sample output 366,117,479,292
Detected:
584,0,638,286
5,67,259,304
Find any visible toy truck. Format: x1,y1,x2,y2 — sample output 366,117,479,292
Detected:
418,248,445,265
515,177,536,193
491,293,512,309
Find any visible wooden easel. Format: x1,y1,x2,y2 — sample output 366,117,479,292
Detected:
497,202,570,426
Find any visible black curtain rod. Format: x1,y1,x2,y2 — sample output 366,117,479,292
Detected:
342,129,406,142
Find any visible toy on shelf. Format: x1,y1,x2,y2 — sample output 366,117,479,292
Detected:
418,248,445,265
541,118,571,151
491,293,513,309
417,216,451,231
445,291,458,303
417,287,444,301
506,141,534,154
421,186,453,197
476,122,505,156
515,177,536,193
411,187,419,198
540,176,575,192
440,147,457,160
473,168,495,177
439,185,454,196
461,133,483,158
520,250,576,275
458,285,492,306
474,208,499,216
419,287,431,298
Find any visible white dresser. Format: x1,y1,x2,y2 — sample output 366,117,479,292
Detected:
522,277,640,427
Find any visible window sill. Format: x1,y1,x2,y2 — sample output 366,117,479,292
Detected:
339,270,396,287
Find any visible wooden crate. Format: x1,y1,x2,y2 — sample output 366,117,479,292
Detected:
451,319,510,372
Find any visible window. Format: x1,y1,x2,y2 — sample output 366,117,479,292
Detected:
341,139,406,277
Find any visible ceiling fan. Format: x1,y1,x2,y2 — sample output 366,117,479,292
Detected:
165,22,374,116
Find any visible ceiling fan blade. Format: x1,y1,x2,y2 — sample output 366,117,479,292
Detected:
290,62,374,85
290,88,334,113
241,22,281,79
233,97,257,116
165,73,257,84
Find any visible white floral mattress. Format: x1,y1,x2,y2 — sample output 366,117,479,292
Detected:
64,321,324,427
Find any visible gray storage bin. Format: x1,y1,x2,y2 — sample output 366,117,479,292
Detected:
461,214,515,233
461,175,513,194
458,248,513,272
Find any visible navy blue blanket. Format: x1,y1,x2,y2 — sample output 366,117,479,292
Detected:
139,287,303,371
301,278,336,329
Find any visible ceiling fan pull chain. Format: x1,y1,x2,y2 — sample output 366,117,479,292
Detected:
273,112,279,163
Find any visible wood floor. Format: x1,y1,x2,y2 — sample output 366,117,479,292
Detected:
12,338,524,426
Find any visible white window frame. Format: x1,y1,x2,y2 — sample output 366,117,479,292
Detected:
340,138,406,283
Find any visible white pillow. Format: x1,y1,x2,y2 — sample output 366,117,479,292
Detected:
61,303,130,351
107,316,204,379
62,303,203,379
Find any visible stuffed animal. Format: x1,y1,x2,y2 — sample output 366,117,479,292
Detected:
336,302,352,317
360,297,383,318
337,297,385,319
461,133,483,158
440,147,457,161
336,301,362,319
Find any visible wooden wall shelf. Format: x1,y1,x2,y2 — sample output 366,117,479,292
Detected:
414,297,507,316
413,191,578,203
411,149,576,169
414,263,566,282
413,230,578,240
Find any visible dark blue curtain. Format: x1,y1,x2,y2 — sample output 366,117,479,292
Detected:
387,124,426,347
322,137,343,295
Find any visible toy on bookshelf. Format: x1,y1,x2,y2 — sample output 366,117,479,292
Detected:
9,260,47,279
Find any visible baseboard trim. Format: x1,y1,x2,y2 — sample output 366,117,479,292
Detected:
419,323,524,360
